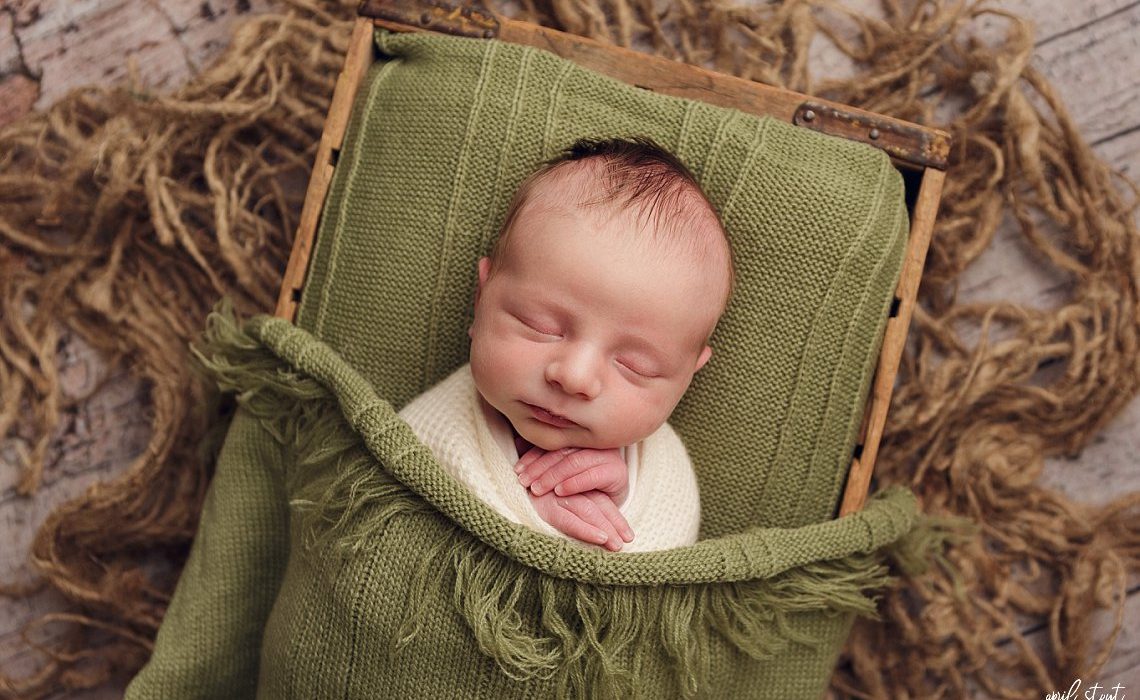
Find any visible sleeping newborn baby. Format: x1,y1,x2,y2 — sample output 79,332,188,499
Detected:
399,137,733,552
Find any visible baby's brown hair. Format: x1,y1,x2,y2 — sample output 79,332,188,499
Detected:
489,137,735,308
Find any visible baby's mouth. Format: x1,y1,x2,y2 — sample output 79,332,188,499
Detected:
524,402,580,429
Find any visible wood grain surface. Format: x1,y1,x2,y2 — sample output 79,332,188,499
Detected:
1,0,1137,695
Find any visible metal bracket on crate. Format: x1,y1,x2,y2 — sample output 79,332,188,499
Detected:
359,0,501,39
793,101,950,170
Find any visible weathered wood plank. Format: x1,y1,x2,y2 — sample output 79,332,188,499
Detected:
965,0,1138,46
1028,2,1140,144
1016,580,1140,693
1038,394,1140,505
0,0,273,129
0,9,38,128
0,331,150,681
803,0,1139,89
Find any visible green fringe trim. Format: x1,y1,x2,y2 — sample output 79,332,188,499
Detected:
885,512,978,605
192,303,967,698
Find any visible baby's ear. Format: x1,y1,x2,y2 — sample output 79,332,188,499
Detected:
694,345,713,372
474,257,492,303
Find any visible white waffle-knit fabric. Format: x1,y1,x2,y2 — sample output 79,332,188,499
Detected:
398,364,701,552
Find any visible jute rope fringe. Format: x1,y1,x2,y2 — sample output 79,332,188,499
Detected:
0,0,1137,697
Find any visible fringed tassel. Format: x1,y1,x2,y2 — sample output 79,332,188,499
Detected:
884,512,977,602
191,303,943,699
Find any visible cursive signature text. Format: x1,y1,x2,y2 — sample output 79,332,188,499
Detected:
1045,679,1126,700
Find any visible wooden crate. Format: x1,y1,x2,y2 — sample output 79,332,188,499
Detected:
274,0,951,517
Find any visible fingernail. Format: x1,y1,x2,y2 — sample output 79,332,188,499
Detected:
553,485,565,496
514,463,525,473
594,531,608,544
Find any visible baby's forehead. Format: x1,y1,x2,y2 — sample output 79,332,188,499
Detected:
499,157,734,312
559,158,720,228
509,205,730,312
522,161,716,238
522,160,612,210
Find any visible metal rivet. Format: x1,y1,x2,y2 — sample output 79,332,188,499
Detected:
803,109,816,122
869,128,881,140
483,29,495,38
419,11,431,24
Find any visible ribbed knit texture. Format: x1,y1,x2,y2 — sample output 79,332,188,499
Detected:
126,29,914,699
297,30,908,536
127,310,926,699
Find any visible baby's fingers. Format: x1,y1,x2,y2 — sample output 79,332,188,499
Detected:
560,495,624,551
514,446,546,472
546,497,610,547
583,491,634,544
552,463,622,497
517,447,576,486
527,450,616,496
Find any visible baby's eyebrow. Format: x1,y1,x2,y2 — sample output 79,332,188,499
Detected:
515,296,568,320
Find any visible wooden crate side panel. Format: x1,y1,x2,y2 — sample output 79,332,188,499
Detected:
274,17,378,320
839,167,945,516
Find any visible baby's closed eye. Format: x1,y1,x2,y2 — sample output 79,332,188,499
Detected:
513,313,562,338
616,358,660,379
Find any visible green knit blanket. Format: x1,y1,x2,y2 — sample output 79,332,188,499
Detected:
299,30,910,536
124,311,927,699
125,29,925,699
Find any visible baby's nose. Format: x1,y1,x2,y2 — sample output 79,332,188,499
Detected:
545,354,601,400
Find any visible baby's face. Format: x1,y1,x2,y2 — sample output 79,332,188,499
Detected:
468,199,727,451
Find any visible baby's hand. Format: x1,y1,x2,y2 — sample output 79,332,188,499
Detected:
515,447,630,506
528,490,634,551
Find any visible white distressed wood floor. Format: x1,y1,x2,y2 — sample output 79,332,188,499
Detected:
1,0,1137,696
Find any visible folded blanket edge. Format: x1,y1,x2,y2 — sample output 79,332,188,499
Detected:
192,302,970,582
186,300,974,694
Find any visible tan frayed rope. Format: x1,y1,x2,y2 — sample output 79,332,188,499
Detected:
0,4,354,695
0,0,1136,697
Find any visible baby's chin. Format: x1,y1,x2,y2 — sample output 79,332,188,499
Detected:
514,419,638,452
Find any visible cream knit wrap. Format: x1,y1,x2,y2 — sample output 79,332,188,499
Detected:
398,364,701,552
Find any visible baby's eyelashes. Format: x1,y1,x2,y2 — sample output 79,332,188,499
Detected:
615,358,661,379
513,314,562,338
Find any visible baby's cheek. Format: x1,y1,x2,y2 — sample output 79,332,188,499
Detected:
471,336,527,389
468,338,501,393
629,387,681,438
